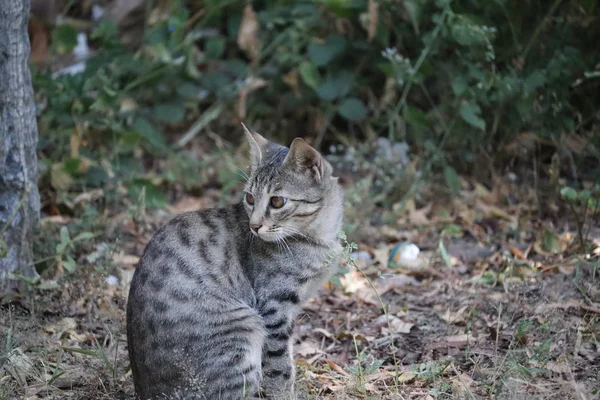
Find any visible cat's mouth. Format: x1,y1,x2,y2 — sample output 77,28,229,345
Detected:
251,226,284,242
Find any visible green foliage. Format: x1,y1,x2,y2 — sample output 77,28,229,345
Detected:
34,0,600,196
560,184,600,249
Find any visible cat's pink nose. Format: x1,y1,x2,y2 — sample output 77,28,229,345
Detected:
250,224,262,233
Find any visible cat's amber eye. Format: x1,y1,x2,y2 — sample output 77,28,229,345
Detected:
245,193,255,205
270,196,287,208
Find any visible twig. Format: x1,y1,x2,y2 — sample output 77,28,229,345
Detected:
520,0,563,63
176,103,224,148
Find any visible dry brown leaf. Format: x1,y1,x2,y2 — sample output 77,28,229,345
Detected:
113,254,140,266
450,372,476,396
296,341,324,357
44,317,77,336
372,246,392,266
235,77,267,120
367,0,379,41
40,215,73,226
51,162,73,192
282,70,299,94
379,315,414,334
440,305,469,325
73,189,104,206
430,334,483,349
326,359,350,377
339,270,368,295
28,18,49,64
375,274,419,295
237,4,260,60
107,0,145,24
408,203,432,226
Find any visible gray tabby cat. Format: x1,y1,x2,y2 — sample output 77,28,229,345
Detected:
126,126,344,399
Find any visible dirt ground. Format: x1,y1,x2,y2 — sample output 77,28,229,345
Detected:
1,180,599,400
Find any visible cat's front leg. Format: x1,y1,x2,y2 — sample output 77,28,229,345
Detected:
260,302,297,399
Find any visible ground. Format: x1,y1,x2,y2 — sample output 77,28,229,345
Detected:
1,176,599,400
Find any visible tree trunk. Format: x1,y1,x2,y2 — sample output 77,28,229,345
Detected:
0,0,40,289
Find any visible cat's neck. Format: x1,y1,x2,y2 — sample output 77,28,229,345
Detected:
306,183,344,248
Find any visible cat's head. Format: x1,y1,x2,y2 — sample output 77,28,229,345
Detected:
241,124,343,244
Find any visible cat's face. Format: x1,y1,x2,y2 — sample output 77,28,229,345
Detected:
242,125,340,243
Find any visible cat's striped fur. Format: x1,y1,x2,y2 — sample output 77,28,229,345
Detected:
126,127,344,399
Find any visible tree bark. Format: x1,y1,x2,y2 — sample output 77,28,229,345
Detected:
0,0,40,288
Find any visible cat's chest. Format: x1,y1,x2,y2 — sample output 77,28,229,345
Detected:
249,242,340,301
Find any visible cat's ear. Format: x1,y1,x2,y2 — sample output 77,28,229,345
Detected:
242,123,269,169
283,138,332,182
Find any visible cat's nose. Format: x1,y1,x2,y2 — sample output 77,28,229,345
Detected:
250,224,262,233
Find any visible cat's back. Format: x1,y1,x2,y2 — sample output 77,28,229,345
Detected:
126,203,260,399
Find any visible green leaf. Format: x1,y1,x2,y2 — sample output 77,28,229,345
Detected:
443,166,461,194
128,179,168,209
205,37,226,59
452,76,468,96
459,102,486,131
524,71,546,94
63,255,77,273
338,97,368,121
63,158,81,175
60,227,70,246
152,104,186,124
299,62,320,90
85,166,110,187
404,106,429,132
560,186,578,201
307,35,347,67
72,232,94,242
404,0,424,33
52,24,78,54
132,117,166,148
577,189,591,202
438,239,452,269
441,223,463,237
317,70,353,101
542,229,562,254
451,19,487,46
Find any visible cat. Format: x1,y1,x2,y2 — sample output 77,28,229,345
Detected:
126,125,344,400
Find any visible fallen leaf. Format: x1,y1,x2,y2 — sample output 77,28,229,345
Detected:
375,274,419,295
397,371,417,383
107,0,145,24
367,0,379,41
44,317,77,336
51,162,73,192
4,348,33,385
237,4,260,60
451,372,477,396
440,305,469,325
326,359,350,376
28,18,49,64
430,334,483,349
235,76,267,120
113,254,140,265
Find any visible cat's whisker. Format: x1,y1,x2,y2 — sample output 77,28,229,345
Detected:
278,235,293,258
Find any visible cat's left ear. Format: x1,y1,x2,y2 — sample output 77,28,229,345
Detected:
242,123,269,169
283,138,332,182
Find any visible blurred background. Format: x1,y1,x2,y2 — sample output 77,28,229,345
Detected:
29,0,599,239
1,0,598,398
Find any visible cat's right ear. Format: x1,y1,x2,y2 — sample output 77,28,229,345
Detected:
242,123,269,169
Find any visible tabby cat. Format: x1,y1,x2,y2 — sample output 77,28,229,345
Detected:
126,126,344,399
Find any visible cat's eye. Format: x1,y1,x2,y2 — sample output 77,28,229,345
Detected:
269,196,287,208
245,193,255,205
